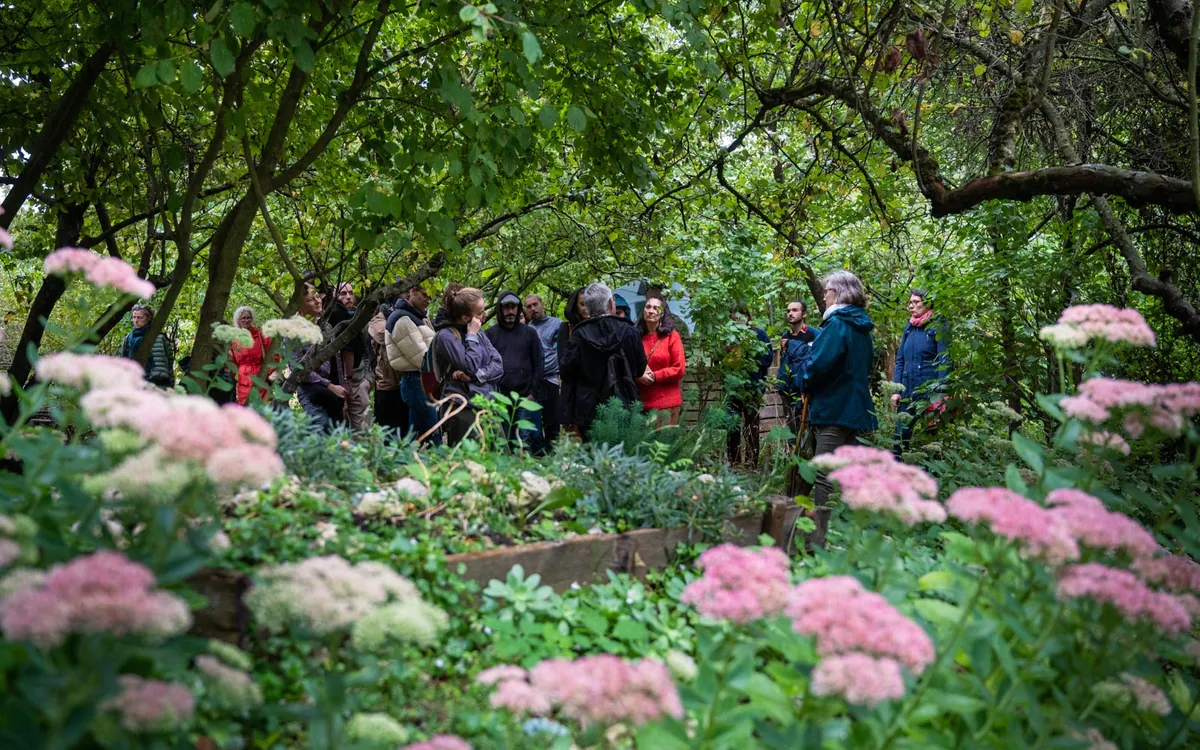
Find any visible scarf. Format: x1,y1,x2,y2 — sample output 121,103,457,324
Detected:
127,326,148,356
909,309,934,328
822,303,847,321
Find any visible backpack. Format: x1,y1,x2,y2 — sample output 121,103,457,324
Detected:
779,335,817,397
598,348,640,408
422,328,460,400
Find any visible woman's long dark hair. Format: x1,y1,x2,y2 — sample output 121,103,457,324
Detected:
637,295,676,337
564,287,585,330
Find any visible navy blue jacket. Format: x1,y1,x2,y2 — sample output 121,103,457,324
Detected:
803,305,878,432
894,318,950,402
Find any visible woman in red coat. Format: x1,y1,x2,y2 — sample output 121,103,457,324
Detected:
636,295,686,426
230,305,273,406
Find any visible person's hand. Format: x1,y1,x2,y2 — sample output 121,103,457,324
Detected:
637,368,656,385
452,370,472,383
467,316,482,335
329,384,347,399
891,393,901,409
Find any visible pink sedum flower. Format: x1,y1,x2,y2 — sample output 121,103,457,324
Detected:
0,550,191,649
206,445,285,488
827,461,946,525
1061,378,1200,438
402,736,472,750
0,539,20,568
1078,430,1131,455
1057,562,1191,634
102,675,195,733
84,256,156,298
1078,727,1118,750
680,545,791,623
810,653,906,707
1120,673,1171,715
810,445,896,472
488,676,553,715
1132,552,1200,593
786,576,935,674
476,665,529,686
528,654,683,727
1056,304,1157,347
947,487,1079,565
36,352,146,391
1046,489,1158,559
44,247,101,276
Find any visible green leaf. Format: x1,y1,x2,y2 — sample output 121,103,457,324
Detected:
134,63,160,89
1010,431,1045,474
459,5,480,22
156,59,176,84
636,721,690,750
612,619,649,642
210,38,236,77
973,63,986,77
917,570,955,591
293,40,314,73
230,2,256,35
521,30,543,64
538,104,558,129
179,60,204,92
913,598,962,627
566,105,587,132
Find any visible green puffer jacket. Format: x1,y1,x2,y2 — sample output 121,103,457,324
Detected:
120,331,175,388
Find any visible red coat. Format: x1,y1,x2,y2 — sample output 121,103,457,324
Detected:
230,327,273,405
639,329,686,410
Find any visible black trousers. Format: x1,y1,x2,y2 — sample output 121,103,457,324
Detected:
374,388,409,436
535,380,560,450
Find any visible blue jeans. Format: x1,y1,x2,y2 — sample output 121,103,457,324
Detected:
400,372,439,443
509,404,543,453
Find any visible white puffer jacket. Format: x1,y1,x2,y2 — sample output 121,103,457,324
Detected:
386,311,435,373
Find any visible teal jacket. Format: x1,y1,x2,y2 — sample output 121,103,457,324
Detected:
803,305,878,432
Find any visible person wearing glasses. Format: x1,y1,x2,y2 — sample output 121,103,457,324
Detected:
892,288,951,449
802,270,878,548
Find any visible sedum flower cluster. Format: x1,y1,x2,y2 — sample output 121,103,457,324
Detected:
211,323,254,347
346,712,409,745
44,247,156,298
477,654,683,728
811,445,946,525
947,487,1080,565
1061,377,1200,439
0,513,37,570
679,545,791,623
0,550,190,649
245,555,447,646
1039,304,1156,349
261,315,324,345
195,655,262,712
401,736,473,750
102,675,195,733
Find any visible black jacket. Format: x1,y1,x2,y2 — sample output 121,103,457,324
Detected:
485,292,545,397
560,314,647,430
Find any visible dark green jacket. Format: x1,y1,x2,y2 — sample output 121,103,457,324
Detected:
120,331,175,388
803,305,878,432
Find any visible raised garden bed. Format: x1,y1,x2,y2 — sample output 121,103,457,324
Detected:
190,496,802,643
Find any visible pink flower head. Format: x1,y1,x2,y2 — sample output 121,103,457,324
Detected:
679,545,791,623
1132,553,1200,593
947,487,1079,565
1078,430,1131,455
810,653,906,707
84,256,156,298
402,737,472,750
221,404,278,449
1056,304,1157,347
476,665,528,686
810,445,895,472
36,352,147,391
0,550,191,649
488,676,553,715
1120,673,1171,715
1078,727,1117,750
206,445,285,488
1046,489,1158,559
1057,562,1191,634
44,247,101,276
0,539,21,568
527,655,683,727
827,461,945,525
1061,378,1200,438
102,675,195,733
786,576,935,673
80,387,165,430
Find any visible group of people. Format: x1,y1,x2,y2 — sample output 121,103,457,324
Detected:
116,271,950,542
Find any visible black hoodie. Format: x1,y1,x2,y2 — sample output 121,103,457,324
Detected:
485,290,544,397
560,314,648,431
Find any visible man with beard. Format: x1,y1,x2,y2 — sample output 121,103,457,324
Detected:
486,291,544,450
524,293,562,448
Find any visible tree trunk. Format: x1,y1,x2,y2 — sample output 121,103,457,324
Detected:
187,193,259,370
1,202,88,422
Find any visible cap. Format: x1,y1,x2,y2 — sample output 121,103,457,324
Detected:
499,292,521,306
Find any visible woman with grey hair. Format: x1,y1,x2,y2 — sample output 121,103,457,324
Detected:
801,270,878,548
230,304,274,405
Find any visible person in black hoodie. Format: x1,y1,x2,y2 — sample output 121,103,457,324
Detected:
485,291,545,450
560,283,647,440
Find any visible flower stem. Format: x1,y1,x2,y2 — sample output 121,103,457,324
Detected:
877,574,987,750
